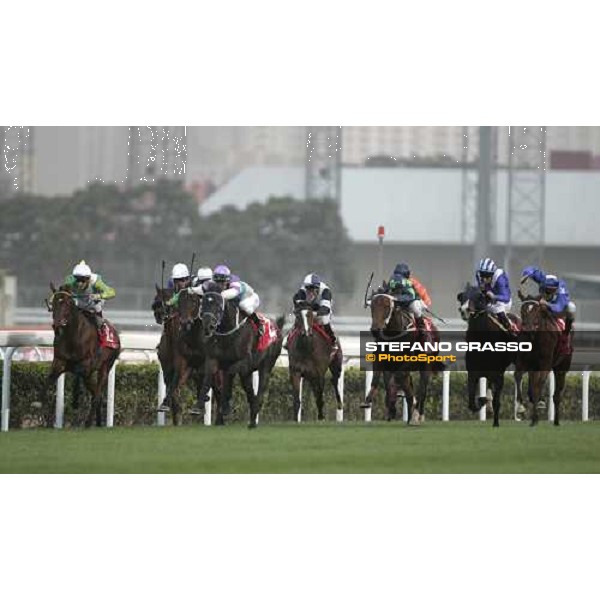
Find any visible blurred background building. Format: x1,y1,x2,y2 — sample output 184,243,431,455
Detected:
2,125,600,321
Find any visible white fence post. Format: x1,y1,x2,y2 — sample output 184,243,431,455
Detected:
297,377,303,423
252,371,259,425
204,390,212,426
478,377,487,421
336,365,344,422
1,347,16,432
55,373,65,429
402,393,408,422
364,370,373,422
547,371,555,422
442,369,450,421
106,361,117,428
582,371,591,422
157,366,166,426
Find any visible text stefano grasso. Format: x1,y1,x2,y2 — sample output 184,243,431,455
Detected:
363,341,532,353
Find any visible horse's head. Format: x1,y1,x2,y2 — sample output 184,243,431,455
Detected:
201,291,224,338
152,285,174,324
457,283,486,321
369,293,395,335
294,301,315,336
520,299,542,332
177,288,201,332
49,285,75,330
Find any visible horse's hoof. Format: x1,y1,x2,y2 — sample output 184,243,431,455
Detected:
493,422,499,428
157,403,171,413
554,421,560,427
248,422,257,429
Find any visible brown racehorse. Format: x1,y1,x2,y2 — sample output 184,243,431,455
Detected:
198,287,284,428
287,302,343,421
362,369,415,422
369,293,442,425
39,284,121,427
516,296,573,426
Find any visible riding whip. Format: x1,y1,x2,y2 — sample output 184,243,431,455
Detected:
363,271,374,308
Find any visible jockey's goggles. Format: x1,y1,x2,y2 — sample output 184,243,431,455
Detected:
74,276,90,283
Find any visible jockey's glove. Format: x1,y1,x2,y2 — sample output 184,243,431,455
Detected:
316,307,330,316
486,291,496,301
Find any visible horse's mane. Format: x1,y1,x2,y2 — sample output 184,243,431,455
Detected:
203,281,221,293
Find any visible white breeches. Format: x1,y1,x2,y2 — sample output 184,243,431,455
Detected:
487,299,512,314
408,300,424,318
315,313,331,326
239,293,260,314
76,298,103,314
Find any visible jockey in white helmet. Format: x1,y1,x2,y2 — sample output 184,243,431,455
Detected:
63,260,116,330
167,263,191,293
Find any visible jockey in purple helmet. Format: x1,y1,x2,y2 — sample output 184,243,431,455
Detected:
475,257,514,333
212,264,264,334
521,266,576,334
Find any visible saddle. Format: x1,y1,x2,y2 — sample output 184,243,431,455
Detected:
288,322,332,346
251,313,278,352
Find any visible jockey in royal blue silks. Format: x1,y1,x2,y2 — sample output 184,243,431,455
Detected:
521,266,576,334
475,257,514,333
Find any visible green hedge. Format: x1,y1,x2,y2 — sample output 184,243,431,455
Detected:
1,362,598,428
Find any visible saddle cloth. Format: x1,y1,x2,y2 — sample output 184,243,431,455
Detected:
252,313,279,352
99,321,120,349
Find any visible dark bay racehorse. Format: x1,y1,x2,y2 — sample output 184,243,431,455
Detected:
516,295,573,426
457,283,523,427
369,293,443,425
287,301,343,421
362,369,415,422
199,288,284,428
153,286,208,425
39,284,121,427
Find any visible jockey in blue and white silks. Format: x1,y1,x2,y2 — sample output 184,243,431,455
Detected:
475,257,514,332
521,266,576,333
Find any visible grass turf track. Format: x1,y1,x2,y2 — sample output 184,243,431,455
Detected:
1,421,599,473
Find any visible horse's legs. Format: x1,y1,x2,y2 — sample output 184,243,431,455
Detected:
311,376,325,421
385,373,397,421
290,370,302,422
240,371,259,428
413,371,429,425
529,371,548,426
362,369,381,408
514,368,527,418
467,371,478,413
38,360,67,427
329,352,343,412
553,369,567,426
491,373,504,428
82,371,98,428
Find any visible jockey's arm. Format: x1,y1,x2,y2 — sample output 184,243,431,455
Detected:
546,292,570,314
94,278,116,300
319,288,333,313
412,278,432,307
221,281,242,301
521,266,546,285
491,276,511,303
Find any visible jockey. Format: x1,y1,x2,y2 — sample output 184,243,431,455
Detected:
521,266,576,334
386,264,429,336
212,264,264,335
63,260,115,331
291,273,338,350
475,257,514,332
167,263,191,292
192,267,213,296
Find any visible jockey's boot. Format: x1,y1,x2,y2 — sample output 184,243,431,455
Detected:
94,313,105,333
497,312,515,335
323,323,339,352
416,316,429,344
247,311,264,336
565,316,574,336
283,334,289,350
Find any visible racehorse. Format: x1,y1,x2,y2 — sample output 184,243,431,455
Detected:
457,283,523,427
362,368,416,421
198,286,284,428
516,294,573,426
152,285,206,425
368,292,442,425
39,284,121,427
287,301,343,421
170,288,220,419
